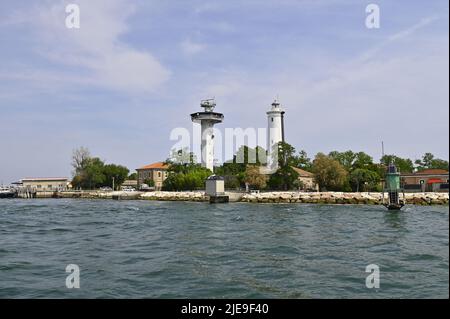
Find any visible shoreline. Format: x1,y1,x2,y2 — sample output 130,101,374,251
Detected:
13,190,450,206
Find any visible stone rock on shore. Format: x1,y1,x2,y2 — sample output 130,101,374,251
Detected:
140,191,208,202
241,192,449,205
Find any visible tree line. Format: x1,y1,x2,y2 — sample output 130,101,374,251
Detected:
71,146,448,192
71,147,130,190
163,144,448,192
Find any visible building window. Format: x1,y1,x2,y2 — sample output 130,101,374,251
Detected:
48,185,53,189
158,172,161,178
37,185,42,189
271,118,274,122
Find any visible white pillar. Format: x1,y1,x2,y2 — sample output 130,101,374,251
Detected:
201,121,215,172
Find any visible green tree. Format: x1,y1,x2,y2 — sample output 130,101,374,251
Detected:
267,165,300,190
128,173,138,180
144,178,155,187
312,153,348,191
162,165,212,191
83,157,106,189
329,150,375,171
215,146,267,189
428,159,450,170
266,142,300,190
71,175,84,190
353,152,374,170
276,142,297,167
244,165,267,190
293,150,313,171
349,168,381,192
70,149,130,190
103,164,129,189
380,154,414,173
415,153,449,171
329,150,357,172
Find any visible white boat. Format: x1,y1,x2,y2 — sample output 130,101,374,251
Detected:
0,186,16,198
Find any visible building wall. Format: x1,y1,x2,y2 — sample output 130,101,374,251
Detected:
299,176,319,191
401,173,449,192
137,169,168,190
402,175,449,185
22,180,68,191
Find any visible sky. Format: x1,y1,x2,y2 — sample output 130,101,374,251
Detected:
0,0,448,183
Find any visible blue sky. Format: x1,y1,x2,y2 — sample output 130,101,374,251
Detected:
0,0,448,183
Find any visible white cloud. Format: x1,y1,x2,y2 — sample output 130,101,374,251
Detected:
358,16,440,63
388,16,439,41
6,0,170,95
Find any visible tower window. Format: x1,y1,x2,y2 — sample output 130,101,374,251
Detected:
271,118,274,122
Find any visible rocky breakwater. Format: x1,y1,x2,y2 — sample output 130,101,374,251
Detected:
241,192,449,205
404,192,449,206
140,191,208,202
55,190,143,200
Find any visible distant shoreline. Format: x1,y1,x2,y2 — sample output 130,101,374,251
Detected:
9,190,449,206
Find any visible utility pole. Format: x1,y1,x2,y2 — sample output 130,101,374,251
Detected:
112,177,115,191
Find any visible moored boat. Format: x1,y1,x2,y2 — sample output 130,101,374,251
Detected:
0,186,16,198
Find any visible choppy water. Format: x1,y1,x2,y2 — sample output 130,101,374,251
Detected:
0,199,448,299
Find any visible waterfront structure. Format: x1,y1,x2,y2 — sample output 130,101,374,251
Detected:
136,162,169,190
205,175,228,203
121,180,138,190
401,169,449,192
191,99,224,172
291,167,319,191
382,163,405,210
266,99,285,169
21,178,69,192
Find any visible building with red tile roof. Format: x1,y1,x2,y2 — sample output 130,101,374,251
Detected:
136,162,169,190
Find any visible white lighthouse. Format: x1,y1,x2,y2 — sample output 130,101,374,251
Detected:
267,99,285,168
191,99,224,172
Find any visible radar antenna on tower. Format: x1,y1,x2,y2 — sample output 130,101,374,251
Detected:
200,98,216,112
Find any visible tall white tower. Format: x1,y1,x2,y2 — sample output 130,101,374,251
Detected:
267,99,285,168
191,99,224,172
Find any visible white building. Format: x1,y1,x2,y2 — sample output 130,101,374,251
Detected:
266,99,285,169
21,178,69,191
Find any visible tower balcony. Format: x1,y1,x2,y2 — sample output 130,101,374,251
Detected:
190,112,224,124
